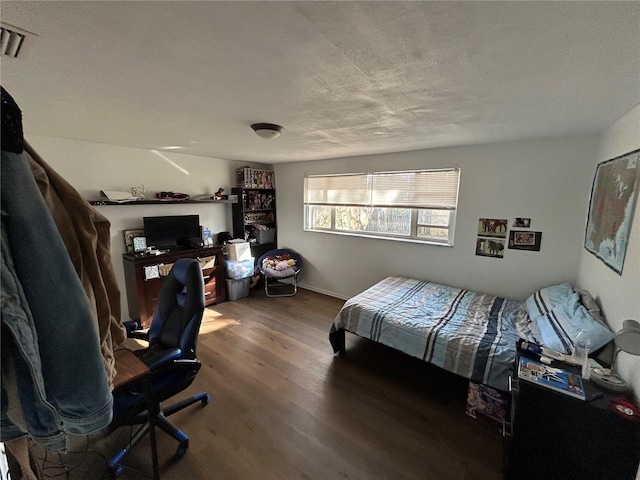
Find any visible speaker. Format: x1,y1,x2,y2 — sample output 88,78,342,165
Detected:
187,237,204,249
217,231,231,244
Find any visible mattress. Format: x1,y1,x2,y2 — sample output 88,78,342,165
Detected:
329,276,525,391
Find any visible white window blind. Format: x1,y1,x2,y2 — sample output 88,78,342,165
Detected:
305,169,459,210
304,174,370,206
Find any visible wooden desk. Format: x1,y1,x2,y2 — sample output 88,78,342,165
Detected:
112,348,160,479
113,349,149,389
122,246,225,328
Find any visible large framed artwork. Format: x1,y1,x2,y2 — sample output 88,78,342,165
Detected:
584,148,640,274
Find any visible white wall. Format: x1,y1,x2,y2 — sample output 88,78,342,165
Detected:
26,134,267,319
577,105,640,404
276,136,599,301
26,127,639,476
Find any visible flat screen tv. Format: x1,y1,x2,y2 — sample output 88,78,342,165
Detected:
143,215,200,250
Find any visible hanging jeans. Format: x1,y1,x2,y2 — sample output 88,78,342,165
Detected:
0,150,113,452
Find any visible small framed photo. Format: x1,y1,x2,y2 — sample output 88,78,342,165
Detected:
513,217,531,228
478,218,508,238
475,237,505,258
133,236,147,253
509,230,542,251
123,229,144,253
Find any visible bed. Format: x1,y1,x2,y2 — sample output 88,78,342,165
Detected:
329,276,529,392
330,277,615,393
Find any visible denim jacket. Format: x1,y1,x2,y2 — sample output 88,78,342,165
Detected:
1,150,113,451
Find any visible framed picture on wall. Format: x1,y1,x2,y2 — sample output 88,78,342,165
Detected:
133,236,147,253
513,217,531,228
584,148,640,274
123,229,145,253
478,218,508,238
509,230,542,251
475,237,505,258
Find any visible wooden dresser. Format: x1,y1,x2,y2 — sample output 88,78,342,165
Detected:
123,246,226,328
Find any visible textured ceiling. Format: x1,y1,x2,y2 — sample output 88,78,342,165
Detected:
1,1,639,164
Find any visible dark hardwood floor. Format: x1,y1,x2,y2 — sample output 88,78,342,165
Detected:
36,287,505,480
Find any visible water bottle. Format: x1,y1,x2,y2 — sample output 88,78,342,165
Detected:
574,330,591,380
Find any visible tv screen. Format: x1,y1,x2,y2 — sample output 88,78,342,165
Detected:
143,215,200,250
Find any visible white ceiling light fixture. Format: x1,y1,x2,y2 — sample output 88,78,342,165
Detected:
251,123,283,139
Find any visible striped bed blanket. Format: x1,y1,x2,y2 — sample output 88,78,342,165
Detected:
329,276,526,391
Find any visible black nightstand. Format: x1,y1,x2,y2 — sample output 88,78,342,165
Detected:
505,342,640,480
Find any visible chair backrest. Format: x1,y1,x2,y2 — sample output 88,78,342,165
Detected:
147,258,205,359
257,248,302,274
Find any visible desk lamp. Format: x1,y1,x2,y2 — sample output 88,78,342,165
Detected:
591,319,640,392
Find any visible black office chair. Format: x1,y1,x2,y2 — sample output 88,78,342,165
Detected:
107,258,210,478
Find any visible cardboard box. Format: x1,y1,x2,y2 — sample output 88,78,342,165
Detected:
226,241,251,261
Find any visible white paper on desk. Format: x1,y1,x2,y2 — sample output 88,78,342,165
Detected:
144,265,160,280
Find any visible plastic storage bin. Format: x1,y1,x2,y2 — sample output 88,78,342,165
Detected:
257,229,275,244
226,278,251,301
224,258,254,280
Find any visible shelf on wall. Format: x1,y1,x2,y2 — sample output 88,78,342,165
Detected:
89,199,237,206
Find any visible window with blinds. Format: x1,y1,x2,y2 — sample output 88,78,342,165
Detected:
304,169,460,245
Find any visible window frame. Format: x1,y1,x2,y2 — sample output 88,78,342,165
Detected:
303,169,460,246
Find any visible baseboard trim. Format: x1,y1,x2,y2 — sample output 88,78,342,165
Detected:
298,283,349,301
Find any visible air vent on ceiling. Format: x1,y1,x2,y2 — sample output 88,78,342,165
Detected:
1,23,37,59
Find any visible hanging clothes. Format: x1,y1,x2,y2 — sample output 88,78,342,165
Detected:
0,86,118,452
1,147,114,450
25,141,126,386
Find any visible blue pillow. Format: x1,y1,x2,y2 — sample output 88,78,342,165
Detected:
525,283,574,321
533,292,614,354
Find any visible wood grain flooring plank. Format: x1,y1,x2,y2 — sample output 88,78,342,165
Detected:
35,287,504,480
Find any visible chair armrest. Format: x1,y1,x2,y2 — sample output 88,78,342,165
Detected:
128,330,150,341
171,358,202,375
173,359,201,366
123,321,149,341
145,348,182,370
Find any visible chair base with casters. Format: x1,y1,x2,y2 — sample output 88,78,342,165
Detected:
257,248,302,298
107,389,210,478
